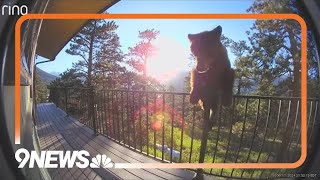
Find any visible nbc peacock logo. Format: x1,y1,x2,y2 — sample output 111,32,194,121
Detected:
90,154,113,168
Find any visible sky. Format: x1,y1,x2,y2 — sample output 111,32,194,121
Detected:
37,0,255,79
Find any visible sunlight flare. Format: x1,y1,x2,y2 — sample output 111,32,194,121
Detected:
147,36,189,83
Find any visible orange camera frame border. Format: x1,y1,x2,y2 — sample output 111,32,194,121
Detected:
15,14,307,169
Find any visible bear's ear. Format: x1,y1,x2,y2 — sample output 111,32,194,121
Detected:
188,34,195,42
216,25,222,35
210,25,222,37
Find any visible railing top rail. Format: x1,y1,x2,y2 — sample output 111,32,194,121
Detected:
50,87,320,101
49,86,91,90
104,89,319,101
235,95,318,101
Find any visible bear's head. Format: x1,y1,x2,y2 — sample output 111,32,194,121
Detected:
188,25,223,72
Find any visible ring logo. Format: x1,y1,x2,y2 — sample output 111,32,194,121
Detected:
15,148,113,168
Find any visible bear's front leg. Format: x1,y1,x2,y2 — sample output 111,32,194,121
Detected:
190,88,200,104
190,70,202,104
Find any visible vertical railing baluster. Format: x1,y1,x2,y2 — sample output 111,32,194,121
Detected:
153,93,157,158
79,90,82,121
81,89,88,121
113,91,116,139
96,92,100,133
286,100,301,176
146,92,149,156
189,106,196,163
231,98,249,177
106,90,112,137
291,100,317,176
84,89,86,120
270,100,292,178
285,100,300,160
95,92,99,133
88,89,90,127
220,97,236,176
162,93,165,161
95,91,101,134
88,89,92,128
210,102,222,174
82,89,85,120
111,90,116,138
274,100,292,162
170,94,175,163
103,90,108,136
89,89,92,128
85,89,89,127
179,95,185,163
85,89,88,122
259,99,282,178
249,99,271,178
121,91,125,143
116,91,121,141
99,92,103,133
290,100,310,159
107,90,111,136
132,91,136,150
97,96,100,133
307,101,314,142
308,101,318,143
139,92,142,152
126,90,130,147
195,107,210,179
300,100,318,174
241,98,261,178
86,89,92,128
91,87,97,134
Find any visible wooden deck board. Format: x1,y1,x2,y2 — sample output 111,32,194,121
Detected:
36,103,199,180
47,108,137,179
36,104,103,180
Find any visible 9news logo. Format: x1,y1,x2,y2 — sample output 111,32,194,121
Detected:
15,148,113,168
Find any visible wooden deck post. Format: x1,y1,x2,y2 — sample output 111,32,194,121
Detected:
193,107,211,180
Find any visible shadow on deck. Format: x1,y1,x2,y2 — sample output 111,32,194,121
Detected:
36,103,210,180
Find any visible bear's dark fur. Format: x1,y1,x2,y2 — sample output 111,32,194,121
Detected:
188,25,235,111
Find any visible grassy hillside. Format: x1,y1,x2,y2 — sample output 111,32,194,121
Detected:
36,67,57,85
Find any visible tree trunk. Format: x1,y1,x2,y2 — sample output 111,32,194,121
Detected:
88,21,96,87
88,22,96,134
278,24,300,162
88,34,94,87
287,24,301,97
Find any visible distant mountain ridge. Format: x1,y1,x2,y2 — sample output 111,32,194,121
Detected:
165,70,189,92
36,67,57,85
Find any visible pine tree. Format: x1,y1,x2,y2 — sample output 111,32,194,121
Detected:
66,20,120,88
246,0,315,97
127,29,160,90
48,68,83,108
49,68,83,88
35,74,49,103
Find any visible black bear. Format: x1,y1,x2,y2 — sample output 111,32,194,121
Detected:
188,25,235,119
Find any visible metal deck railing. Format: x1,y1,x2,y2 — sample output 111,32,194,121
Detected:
49,87,319,179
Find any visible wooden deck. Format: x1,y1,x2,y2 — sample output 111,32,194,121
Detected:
36,103,201,180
